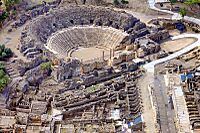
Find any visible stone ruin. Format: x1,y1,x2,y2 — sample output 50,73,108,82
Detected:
18,5,169,80
20,5,169,59
20,5,139,58
182,73,200,130
12,0,61,28
0,5,170,132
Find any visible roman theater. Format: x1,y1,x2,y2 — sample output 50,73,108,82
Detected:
46,26,128,61
0,2,184,133
20,5,167,73
20,5,140,61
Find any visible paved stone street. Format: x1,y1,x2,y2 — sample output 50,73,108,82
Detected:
154,74,176,133
138,72,157,133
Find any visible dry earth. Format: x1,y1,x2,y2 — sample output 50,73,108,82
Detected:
70,47,110,62
0,25,27,61
161,37,197,52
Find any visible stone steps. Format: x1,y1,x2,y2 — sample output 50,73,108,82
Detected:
46,27,128,57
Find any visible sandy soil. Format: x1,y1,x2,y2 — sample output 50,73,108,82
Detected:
28,0,55,5
128,0,157,15
126,11,171,25
161,37,197,52
113,0,172,25
0,25,27,61
70,47,110,62
169,30,181,36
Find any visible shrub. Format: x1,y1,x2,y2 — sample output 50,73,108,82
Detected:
113,0,120,5
0,63,9,92
0,63,5,71
40,62,52,71
0,44,13,60
179,7,187,18
0,10,9,22
121,0,129,4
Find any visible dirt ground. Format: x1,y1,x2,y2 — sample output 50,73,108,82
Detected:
127,0,154,14
30,0,54,4
114,0,172,25
0,25,27,61
119,0,166,15
120,0,170,15
70,47,110,62
62,0,170,16
126,11,171,25
169,30,181,36
161,37,197,52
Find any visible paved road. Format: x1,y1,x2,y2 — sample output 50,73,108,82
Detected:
138,72,177,133
137,72,157,133
143,34,200,72
154,74,176,133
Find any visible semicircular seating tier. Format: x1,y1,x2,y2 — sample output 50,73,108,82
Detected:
45,26,129,57
20,5,140,59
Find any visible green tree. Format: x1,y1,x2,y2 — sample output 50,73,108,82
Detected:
1,75,9,84
179,7,187,18
0,45,5,51
0,11,9,22
0,63,5,71
0,69,5,78
1,52,7,58
40,62,52,71
0,75,9,92
0,62,9,92
0,44,13,60
4,48,12,57
185,0,194,11
3,0,19,11
121,0,128,4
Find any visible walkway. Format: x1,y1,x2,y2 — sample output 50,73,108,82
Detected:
172,86,191,133
137,73,157,133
